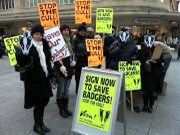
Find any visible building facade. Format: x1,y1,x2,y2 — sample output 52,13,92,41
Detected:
0,0,180,36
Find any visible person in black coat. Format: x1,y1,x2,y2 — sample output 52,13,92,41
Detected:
72,24,89,94
54,24,75,118
18,25,53,135
137,35,163,113
109,28,138,70
104,26,117,69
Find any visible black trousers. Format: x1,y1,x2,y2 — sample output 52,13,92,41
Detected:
75,66,82,94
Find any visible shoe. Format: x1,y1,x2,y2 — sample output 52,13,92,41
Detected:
64,98,73,116
133,106,141,113
57,99,68,118
148,105,153,113
41,124,50,132
142,105,148,112
33,124,46,135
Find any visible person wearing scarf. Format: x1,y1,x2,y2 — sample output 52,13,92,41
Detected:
20,25,52,135
54,24,75,118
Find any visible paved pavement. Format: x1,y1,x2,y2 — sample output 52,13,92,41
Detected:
0,52,180,135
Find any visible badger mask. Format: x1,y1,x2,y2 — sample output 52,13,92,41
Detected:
19,31,33,55
144,35,155,47
119,30,130,44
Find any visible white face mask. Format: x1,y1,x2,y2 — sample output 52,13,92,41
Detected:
144,35,155,47
119,30,130,43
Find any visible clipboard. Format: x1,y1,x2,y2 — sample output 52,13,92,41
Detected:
151,46,163,60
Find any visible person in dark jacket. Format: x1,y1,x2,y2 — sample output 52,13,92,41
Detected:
18,25,53,135
109,28,138,70
104,26,117,69
137,35,163,113
54,24,76,118
73,24,89,94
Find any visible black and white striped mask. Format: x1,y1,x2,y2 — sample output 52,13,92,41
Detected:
19,31,33,55
119,30,130,43
144,35,155,47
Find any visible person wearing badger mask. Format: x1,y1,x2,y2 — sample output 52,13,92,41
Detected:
137,35,163,113
109,28,141,112
109,28,138,70
54,24,75,118
17,25,53,135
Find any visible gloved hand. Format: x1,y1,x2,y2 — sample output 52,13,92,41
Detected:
127,59,133,65
60,66,67,75
70,60,76,67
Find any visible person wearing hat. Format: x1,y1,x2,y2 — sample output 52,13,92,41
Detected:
72,24,89,94
86,26,94,39
18,24,53,135
54,24,75,118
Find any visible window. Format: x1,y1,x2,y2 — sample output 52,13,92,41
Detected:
0,0,14,10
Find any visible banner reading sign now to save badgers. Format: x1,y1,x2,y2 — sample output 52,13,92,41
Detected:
44,26,70,62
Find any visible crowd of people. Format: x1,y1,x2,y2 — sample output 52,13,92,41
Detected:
3,23,178,135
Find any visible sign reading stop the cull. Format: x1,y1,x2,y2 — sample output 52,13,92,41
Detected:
4,35,22,66
38,2,60,30
75,0,92,24
86,39,104,67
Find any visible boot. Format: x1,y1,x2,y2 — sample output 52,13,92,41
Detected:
64,98,73,116
33,123,46,135
56,99,68,118
40,118,50,132
33,106,46,135
148,98,154,113
142,96,148,112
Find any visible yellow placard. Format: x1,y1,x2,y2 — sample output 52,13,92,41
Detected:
96,8,113,34
38,2,60,30
119,61,141,91
78,74,117,131
4,35,21,66
75,0,92,24
86,39,104,67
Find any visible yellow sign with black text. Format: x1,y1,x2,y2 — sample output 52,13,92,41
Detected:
96,8,113,33
4,35,21,66
77,74,117,131
119,61,141,91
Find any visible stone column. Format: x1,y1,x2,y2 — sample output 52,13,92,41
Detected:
14,0,23,10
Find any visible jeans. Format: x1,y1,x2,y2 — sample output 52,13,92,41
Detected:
160,58,171,91
56,77,71,99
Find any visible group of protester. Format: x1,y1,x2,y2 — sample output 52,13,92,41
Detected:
13,23,174,135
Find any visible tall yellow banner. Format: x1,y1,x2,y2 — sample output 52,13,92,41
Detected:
38,2,60,30
75,0,92,24
96,8,113,34
4,36,21,66
86,39,104,67
119,61,141,91
77,74,117,131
